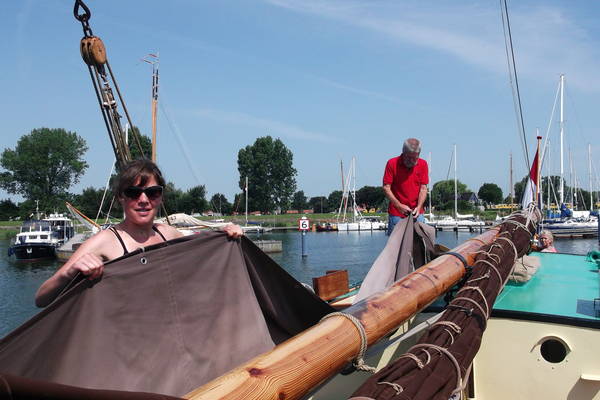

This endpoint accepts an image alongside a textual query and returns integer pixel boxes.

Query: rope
[474,258,503,294]
[473,250,501,264]
[376,381,404,395]
[320,312,376,373]
[496,236,518,264]
[451,297,488,325]
[410,344,465,396]
[456,286,490,320]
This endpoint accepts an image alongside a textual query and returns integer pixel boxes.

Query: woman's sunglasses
[123,185,163,200]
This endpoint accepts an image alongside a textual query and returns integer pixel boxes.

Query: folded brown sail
[349,212,539,400]
[0,232,333,397]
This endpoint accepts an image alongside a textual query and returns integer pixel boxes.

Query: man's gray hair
[402,138,421,154]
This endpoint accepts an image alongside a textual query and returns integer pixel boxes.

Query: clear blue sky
[1,1,599,206]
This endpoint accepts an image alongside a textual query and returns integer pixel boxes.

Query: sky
[1,0,600,207]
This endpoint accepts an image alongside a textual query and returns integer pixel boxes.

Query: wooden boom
[185,226,501,400]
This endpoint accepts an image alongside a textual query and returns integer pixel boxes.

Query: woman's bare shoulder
[154,223,184,239]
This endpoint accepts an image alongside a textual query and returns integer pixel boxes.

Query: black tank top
[109,225,167,256]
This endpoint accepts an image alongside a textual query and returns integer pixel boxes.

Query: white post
[454,144,458,219]
[559,74,565,205]
[245,176,248,225]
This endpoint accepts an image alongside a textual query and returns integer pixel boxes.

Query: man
[383,138,429,235]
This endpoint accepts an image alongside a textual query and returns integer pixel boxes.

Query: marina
[2,230,598,337]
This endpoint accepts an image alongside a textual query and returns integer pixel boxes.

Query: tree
[514,176,528,204]
[327,190,343,212]
[356,186,386,211]
[431,179,468,210]
[162,182,184,215]
[0,128,88,211]
[308,196,328,213]
[73,187,112,220]
[291,190,308,211]
[237,136,297,213]
[128,127,153,161]
[0,199,19,220]
[478,183,503,205]
[210,193,232,215]
[179,185,208,214]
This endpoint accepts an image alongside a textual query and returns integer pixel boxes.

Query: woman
[36,159,243,307]
[538,229,557,253]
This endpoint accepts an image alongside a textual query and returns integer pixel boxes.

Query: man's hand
[396,202,412,216]
[411,208,419,218]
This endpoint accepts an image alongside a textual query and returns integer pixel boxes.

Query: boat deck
[494,252,600,326]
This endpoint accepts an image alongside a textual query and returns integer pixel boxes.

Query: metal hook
[73,0,91,22]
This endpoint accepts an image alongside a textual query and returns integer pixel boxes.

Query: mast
[509,152,514,205]
[428,152,432,215]
[142,53,159,162]
[245,176,248,225]
[569,148,574,208]
[589,144,593,211]
[559,74,565,205]
[535,135,542,205]
[454,144,457,219]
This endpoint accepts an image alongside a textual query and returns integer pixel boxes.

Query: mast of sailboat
[589,143,593,211]
[245,176,248,226]
[509,152,514,206]
[535,135,542,204]
[143,53,159,162]
[559,74,565,205]
[428,152,432,215]
[454,144,458,219]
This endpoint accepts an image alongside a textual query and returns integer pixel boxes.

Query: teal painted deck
[494,252,600,322]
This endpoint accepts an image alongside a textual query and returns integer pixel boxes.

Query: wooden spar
[184,226,501,400]
[65,202,100,229]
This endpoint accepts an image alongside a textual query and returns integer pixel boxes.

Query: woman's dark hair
[114,159,166,197]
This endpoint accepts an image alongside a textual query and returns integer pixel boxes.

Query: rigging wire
[500,0,530,171]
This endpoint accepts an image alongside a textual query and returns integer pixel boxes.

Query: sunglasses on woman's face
[123,185,163,200]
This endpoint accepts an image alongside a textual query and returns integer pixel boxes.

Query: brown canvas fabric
[349,214,535,400]
[0,232,333,397]
[354,218,436,304]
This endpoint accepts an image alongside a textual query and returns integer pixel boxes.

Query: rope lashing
[496,236,518,263]
[473,258,503,294]
[455,286,490,320]
[376,381,404,395]
[320,312,376,373]
[473,250,501,264]
[407,344,465,396]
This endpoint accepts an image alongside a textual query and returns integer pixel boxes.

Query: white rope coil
[320,312,376,373]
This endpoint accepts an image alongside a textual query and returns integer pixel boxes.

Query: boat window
[40,235,48,239]
[540,338,568,363]
[30,235,37,240]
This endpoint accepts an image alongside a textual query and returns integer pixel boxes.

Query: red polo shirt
[383,155,429,217]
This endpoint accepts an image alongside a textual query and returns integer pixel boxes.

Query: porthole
[540,338,568,363]
[140,257,147,265]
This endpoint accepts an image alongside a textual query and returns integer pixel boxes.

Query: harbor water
[1,231,598,337]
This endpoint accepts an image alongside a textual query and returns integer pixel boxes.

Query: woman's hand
[62,253,105,281]
[222,223,244,238]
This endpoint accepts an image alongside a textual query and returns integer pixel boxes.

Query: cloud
[193,108,338,143]
[265,0,600,92]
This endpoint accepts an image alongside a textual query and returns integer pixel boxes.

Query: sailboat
[539,76,598,238]
[336,157,386,232]
[2,2,599,400]
[432,145,485,232]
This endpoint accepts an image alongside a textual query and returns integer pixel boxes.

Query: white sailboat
[336,158,386,232]
[433,145,484,231]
